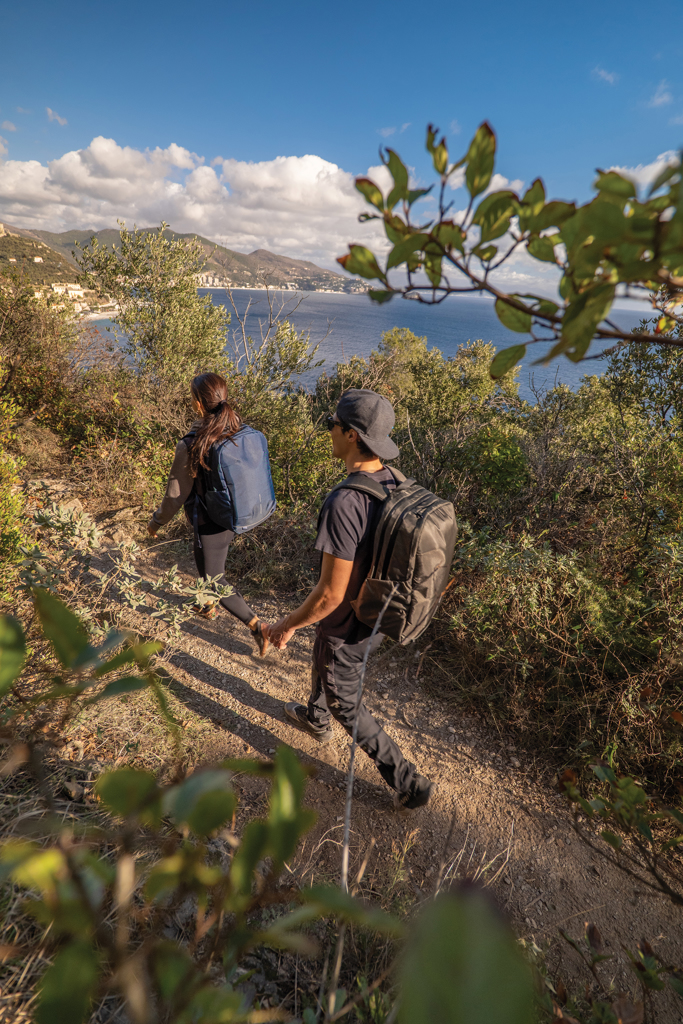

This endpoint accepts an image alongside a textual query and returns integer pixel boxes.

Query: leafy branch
[337,123,683,376]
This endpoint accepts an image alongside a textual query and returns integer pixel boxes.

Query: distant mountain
[0,222,365,294]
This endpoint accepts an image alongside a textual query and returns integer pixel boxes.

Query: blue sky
[1,0,682,281]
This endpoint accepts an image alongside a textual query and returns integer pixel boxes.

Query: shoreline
[198,285,367,296]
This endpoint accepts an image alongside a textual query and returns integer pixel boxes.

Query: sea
[90,288,650,405]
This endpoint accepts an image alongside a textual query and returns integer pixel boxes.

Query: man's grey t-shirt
[315,467,396,641]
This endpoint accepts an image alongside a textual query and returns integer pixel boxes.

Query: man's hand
[268,555,354,650]
[147,519,159,537]
[270,617,295,650]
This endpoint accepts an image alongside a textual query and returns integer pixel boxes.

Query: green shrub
[0,356,26,598]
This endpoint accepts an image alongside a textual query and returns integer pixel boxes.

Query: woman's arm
[148,441,195,534]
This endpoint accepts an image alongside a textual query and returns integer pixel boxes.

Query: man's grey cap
[336,388,400,460]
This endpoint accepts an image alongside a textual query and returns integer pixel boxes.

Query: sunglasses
[326,414,340,431]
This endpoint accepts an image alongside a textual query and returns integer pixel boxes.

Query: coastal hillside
[0,223,78,284]
[0,221,364,293]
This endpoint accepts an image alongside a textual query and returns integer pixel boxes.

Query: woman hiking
[147,372,270,657]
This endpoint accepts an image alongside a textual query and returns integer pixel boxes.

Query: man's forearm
[282,584,343,632]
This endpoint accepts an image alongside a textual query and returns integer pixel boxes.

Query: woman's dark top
[151,421,224,535]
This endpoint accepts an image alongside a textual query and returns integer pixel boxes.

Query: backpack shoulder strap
[329,468,415,500]
[330,472,391,501]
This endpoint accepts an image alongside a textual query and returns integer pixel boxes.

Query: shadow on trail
[165,652,391,806]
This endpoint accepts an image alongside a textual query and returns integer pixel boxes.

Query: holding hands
[268,617,296,650]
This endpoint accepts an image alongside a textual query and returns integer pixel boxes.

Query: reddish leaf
[612,994,644,1024]
[638,939,655,958]
[670,711,683,726]
[586,923,604,954]
[638,687,652,702]
[556,980,567,1005]
[558,769,578,792]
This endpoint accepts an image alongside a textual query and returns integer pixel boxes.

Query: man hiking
[269,388,433,810]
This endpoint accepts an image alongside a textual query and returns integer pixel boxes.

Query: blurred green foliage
[0,593,534,1023]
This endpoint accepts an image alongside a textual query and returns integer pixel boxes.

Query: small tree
[75,222,229,375]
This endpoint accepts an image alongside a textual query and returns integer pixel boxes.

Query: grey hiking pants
[307,627,416,795]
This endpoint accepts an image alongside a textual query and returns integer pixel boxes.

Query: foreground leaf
[466,123,496,199]
[0,616,26,696]
[36,940,100,1024]
[490,345,526,379]
[163,769,236,835]
[86,675,150,704]
[337,246,387,282]
[33,589,89,669]
[96,768,161,825]
[495,297,532,333]
[473,190,518,243]
[397,889,533,1024]
[303,885,402,935]
[355,177,384,210]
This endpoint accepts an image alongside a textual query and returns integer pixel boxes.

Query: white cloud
[0,134,575,297]
[0,135,388,270]
[0,138,7,159]
[1,121,16,132]
[608,150,679,192]
[670,113,683,125]
[647,80,672,107]
[448,168,466,191]
[450,119,461,135]
[378,127,396,138]
[488,173,524,195]
[46,107,67,126]
[16,107,31,114]
[400,123,411,134]
[593,66,618,85]
[447,170,524,197]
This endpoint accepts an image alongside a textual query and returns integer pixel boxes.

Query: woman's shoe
[251,621,270,658]
[192,602,218,620]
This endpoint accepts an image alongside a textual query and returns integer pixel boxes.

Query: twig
[328,964,394,1021]
[145,537,189,550]
[315,945,331,1024]
[327,923,347,1019]
[352,838,376,895]
[433,811,458,895]
[384,1000,400,1024]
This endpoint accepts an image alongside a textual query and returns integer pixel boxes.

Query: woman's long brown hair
[188,373,241,475]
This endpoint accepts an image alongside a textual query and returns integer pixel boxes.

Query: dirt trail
[87,533,677,1020]
[26,476,677,1022]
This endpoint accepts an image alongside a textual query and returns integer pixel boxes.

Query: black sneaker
[394,775,433,810]
[284,702,333,743]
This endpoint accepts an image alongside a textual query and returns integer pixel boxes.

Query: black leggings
[193,529,257,626]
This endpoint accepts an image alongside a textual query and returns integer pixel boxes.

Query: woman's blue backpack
[192,425,276,535]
